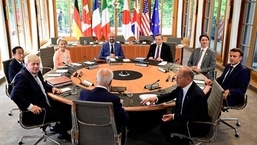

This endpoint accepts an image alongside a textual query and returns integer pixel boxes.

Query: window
[182,0,194,38]
[36,0,49,43]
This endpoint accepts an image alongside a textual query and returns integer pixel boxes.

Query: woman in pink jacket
[53,38,72,68]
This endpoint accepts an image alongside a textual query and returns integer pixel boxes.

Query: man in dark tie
[11,54,72,141]
[98,32,125,59]
[8,46,25,82]
[187,34,216,79]
[147,34,173,62]
[141,66,210,144]
[205,48,250,106]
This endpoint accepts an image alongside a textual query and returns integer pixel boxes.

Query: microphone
[144,80,160,90]
[171,75,176,82]
[62,62,78,77]
[166,75,171,82]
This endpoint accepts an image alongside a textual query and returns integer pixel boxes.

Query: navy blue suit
[147,43,173,62]
[80,87,129,133]
[216,63,250,106]
[11,68,71,132]
[8,59,24,82]
[99,42,125,59]
[158,82,210,140]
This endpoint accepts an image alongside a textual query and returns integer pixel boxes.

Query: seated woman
[53,38,72,68]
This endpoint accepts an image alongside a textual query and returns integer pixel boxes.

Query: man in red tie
[147,34,173,62]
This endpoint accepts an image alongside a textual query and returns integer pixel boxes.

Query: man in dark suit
[8,46,25,82]
[205,48,250,106]
[141,66,210,144]
[99,32,125,59]
[79,68,129,144]
[188,34,216,79]
[10,54,72,141]
[147,34,173,62]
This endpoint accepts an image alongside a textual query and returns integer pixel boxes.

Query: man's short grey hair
[24,54,40,65]
[96,68,113,86]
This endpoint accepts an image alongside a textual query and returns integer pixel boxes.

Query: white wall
[176,0,183,38]
[194,0,204,48]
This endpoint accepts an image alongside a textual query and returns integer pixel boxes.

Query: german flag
[72,0,83,40]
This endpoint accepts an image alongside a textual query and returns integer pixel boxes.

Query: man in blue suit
[98,32,125,59]
[206,48,250,106]
[79,68,129,133]
[11,54,72,141]
[141,66,210,144]
[79,68,129,144]
[8,46,25,82]
[188,34,216,79]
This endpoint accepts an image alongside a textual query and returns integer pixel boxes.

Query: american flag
[141,0,151,36]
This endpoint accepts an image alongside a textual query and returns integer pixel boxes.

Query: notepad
[158,61,167,66]
[123,59,130,62]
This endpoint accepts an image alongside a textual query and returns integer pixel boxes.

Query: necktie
[222,66,234,83]
[196,49,204,68]
[176,88,184,114]
[34,75,51,106]
[180,89,185,114]
[111,44,114,54]
[155,45,160,59]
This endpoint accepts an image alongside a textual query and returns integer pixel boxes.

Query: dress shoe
[57,132,71,141]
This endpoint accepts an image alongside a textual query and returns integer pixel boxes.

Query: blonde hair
[57,37,67,45]
[24,54,40,65]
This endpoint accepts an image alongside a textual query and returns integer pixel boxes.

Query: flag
[101,0,110,40]
[131,0,140,41]
[151,0,159,37]
[141,0,151,36]
[92,0,101,40]
[122,0,133,40]
[82,0,91,36]
[72,0,83,40]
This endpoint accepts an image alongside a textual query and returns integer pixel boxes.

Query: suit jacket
[98,42,125,59]
[217,63,250,106]
[53,49,72,69]
[147,43,173,62]
[8,59,24,82]
[10,68,53,111]
[158,82,209,123]
[80,87,129,133]
[187,48,216,78]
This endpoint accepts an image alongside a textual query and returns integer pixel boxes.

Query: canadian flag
[82,0,91,36]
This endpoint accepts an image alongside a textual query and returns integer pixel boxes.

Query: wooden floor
[1,48,257,145]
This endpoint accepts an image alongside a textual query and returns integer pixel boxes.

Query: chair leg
[220,119,240,137]
[8,108,19,116]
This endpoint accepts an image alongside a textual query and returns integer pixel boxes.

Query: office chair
[170,80,224,144]
[220,66,252,137]
[18,108,60,145]
[166,42,177,61]
[71,100,126,145]
[39,46,54,74]
[2,59,19,116]
[167,37,181,45]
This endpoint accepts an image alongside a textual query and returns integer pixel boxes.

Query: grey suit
[187,48,216,79]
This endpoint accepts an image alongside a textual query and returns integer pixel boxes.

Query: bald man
[79,68,128,136]
[98,32,125,59]
[141,66,210,144]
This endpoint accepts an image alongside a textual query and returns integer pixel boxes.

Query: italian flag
[101,0,110,40]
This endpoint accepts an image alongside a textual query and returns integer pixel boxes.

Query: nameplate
[82,80,94,86]
[110,86,127,92]
[109,62,122,65]
[87,65,98,70]
[158,67,167,73]
[135,63,148,67]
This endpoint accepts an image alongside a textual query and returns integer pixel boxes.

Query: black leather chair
[39,46,54,74]
[18,108,60,145]
[2,59,19,116]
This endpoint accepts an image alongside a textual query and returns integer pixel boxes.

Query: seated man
[79,68,129,144]
[141,66,210,144]
[8,46,25,82]
[205,48,250,106]
[11,54,72,141]
[99,32,125,59]
[147,34,173,62]
[187,34,216,79]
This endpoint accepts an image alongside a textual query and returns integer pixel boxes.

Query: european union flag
[151,0,159,37]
